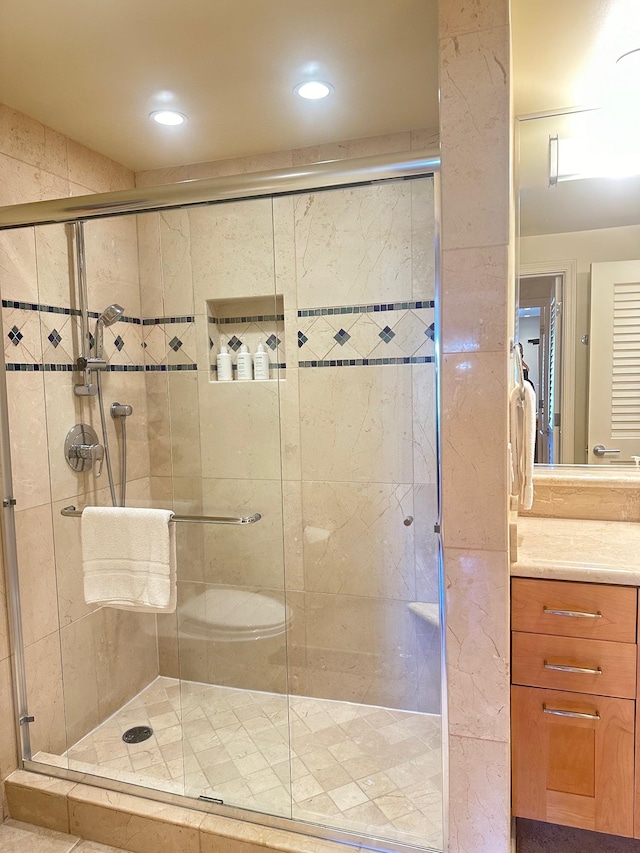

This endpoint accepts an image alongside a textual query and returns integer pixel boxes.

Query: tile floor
[0,819,131,853]
[45,677,442,850]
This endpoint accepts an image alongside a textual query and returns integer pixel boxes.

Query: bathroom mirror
[514,0,640,467]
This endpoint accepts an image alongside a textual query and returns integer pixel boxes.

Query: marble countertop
[512,516,640,585]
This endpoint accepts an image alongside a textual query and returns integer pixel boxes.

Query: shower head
[94,303,124,358]
[98,304,124,327]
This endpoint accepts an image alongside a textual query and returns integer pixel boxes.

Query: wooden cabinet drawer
[512,631,637,698]
[512,578,637,642]
[512,685,635,837]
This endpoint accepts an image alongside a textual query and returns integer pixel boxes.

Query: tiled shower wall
[0,103,159,815]
[136,168,440,714]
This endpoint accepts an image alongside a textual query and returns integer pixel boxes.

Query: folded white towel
[509,385,524,498]
[82,507,176,613]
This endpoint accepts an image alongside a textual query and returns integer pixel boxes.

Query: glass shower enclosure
[0,154,444,852]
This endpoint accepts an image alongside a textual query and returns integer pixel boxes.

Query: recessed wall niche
[207,295,285,381]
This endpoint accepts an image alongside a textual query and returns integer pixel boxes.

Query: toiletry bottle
[253,342,270,381]
[237,344,253,381]
[216,344,233,381]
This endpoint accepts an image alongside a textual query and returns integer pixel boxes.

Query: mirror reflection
[518,108,640,466]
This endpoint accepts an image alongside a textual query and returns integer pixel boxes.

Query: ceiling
[0,0,439,172]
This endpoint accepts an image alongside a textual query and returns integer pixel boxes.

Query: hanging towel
[520,382,536,511]
[82,507,176,612]
[509,384,524,498]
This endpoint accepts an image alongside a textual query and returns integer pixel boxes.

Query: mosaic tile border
[142,316,195,326]
[298,301,434,318]
[209,313,285,325]
[146,364,198,372]
[5,363,146,372]
[298,356,435,367]
[2,300,141,324]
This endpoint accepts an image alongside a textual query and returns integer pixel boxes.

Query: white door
[588,260,640,464]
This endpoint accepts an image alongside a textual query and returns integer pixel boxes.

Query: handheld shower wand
[94,303,124,360]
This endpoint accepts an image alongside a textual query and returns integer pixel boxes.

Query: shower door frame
[0,151,446,853]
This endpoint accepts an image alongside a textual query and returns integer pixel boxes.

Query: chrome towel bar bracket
[61,505,261,525]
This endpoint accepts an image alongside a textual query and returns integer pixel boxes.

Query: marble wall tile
[411,126,440,150]
[159,209,194,317]
[189,199,275,307]
[95,370,150,483]
[292,132,414,168]
[188,150,293,181]
[3,305,43,364]
[277,368,301,481]
[135,166,190,188]
[272,195,297,313]
[167,371,201,479]
[51,495,97,627]
[83,216,141,318]
[24,632,66,755]
[198,372,282,480]
[439,26,510,251]
[0,657,18,782]
[200,478,284,589]
[412,362,438,484]
[60,613,100,746]
[416,616,442,715]
[157,610,179,679]
[0,105,66,179]
[299,366,413,484]
[68,784,202,853]
[445,549,509,741]
[283,480,304,591]
[0,151,68,207]
[411,177,436,301]
[35,223,75,310]
[66,141,134,194]
[414,483,441,604]
[441,351,508,550]
[297,591,418,711]
[15,504,59,648]
[302,480,415,600]
[136,212,163,319]
[294,184,412,309]
[5,771,76,833]
[442,245,509,354]
[448,735,510,853]
[0,582,9,662]
[0,228,38,302]
[93,608,158,722]
[145,372,171,477]
[440,1,509,38]
[6,372,51,509]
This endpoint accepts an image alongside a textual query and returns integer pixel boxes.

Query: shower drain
[122,725,153,744]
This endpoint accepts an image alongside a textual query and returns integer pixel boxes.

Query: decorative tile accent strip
[299,357,434,368]
[1,300,141,324]
[142,316,195,325]
[6,363,75,372]
[145,364,198,372]
[209,314,285,325]
[298,301,434,317]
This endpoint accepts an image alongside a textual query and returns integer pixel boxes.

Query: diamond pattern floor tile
[61,676,442,850]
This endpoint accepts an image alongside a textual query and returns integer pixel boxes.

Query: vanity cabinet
[511,577,638,838]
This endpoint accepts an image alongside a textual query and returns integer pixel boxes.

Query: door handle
[592,444,621,458]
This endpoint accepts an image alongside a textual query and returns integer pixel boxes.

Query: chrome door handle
[593,444,621,457]
[544,661,602,675]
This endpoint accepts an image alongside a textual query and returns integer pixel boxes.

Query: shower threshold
[35,676,442,851]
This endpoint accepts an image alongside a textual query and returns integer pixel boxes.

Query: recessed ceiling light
[149,110,187,126]
[295,81,334,100]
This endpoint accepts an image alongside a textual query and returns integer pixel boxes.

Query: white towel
[82,507,176,613]
[509,385,524,498]
[520,382,536,511]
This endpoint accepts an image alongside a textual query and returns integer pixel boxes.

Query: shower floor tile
[54,676,442,850]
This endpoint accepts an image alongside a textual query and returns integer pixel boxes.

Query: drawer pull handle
[543,705,600,721]
[543,661,602,675]
[543,607,602,619]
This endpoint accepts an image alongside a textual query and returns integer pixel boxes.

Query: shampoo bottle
[253,342,270,381]
[237,344,253,381]
[216,343,233,381]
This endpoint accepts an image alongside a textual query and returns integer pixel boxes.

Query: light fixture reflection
[149,110,187,126]
[295,81,334,100]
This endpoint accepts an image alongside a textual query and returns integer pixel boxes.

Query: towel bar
[61,505,261,525]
